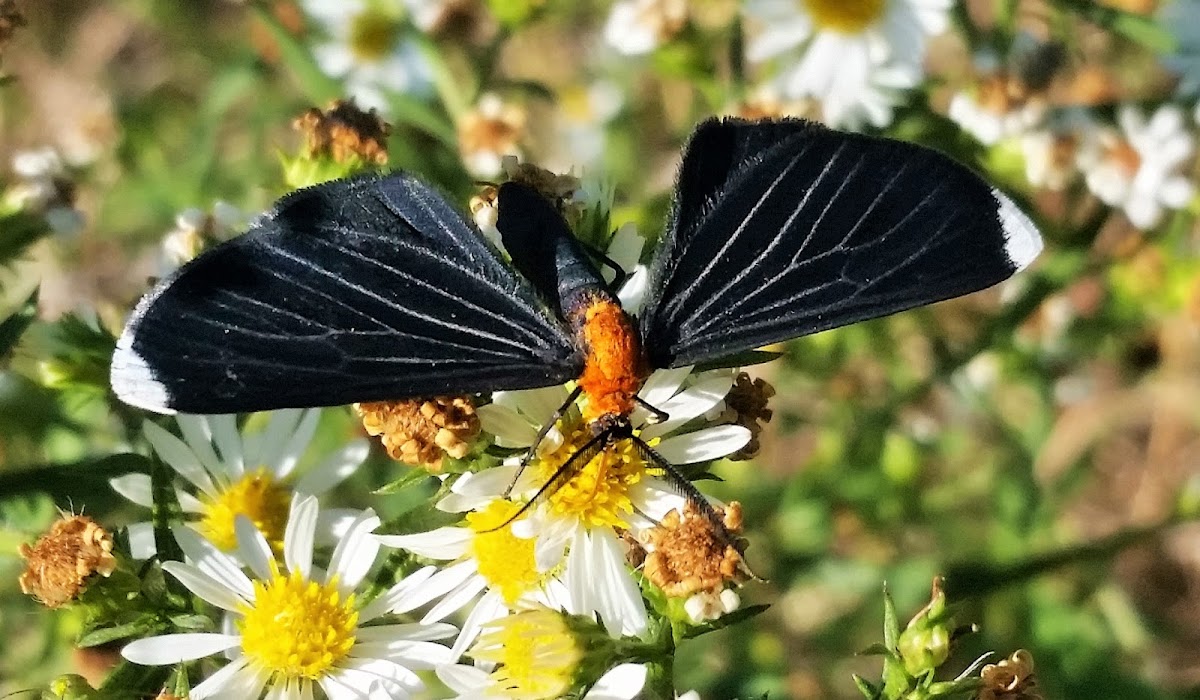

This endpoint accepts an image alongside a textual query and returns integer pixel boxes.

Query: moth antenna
[484,428,610,533]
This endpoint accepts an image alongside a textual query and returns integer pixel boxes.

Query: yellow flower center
[802,0,886,33]
[197,468,291,554]
[239,565,358,681]
[467,501,542,605]
[474,610,581,700]
[534,423,654,530]
[349,9,401,62]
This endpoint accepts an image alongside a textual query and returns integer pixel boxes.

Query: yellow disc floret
[197,468,291,554]
[349,9,399,62]
[534,421,655,530]
[467,501,542,605]
[474,610,582,700]
[802,0,886,33]
[239,566,358,681]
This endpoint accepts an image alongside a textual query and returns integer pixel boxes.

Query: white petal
[640,371,734,440]
[143,421,218,496]
[638,367,693,408]
[171,526,255,600]
[122,633,241,664]
[162,561,249,612]
[272,408,322,478]
[208,414,245,478]
[387,560,478,615]
[326,508,382,592]
[448,589,507,661]
[285,493,320,579]
[376,526,471,559]
[192,658,268,700]
[125,521,157,560]
[175,414,225,478]
[316,507,362,546]
[250,409,303,469]
[1161,177,1196,208]
[421,573,488,624]
[606,222,645,274]
[109,474,154,507]
[358,565,439,622]
[654,424,751,464]
[592,529,647,635]
[294,439,369,495]
[512,384,572,426]
[436,664,490,693]
[235,515,275,581]
[355,621,456,643]
[617,265,649,314]
[349,638,453,669]
[477,403,538,447]
[586,663,648,700]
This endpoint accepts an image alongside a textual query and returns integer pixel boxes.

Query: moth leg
[504,385,583,497]
[634,395,669,424]
[581,240,628,291]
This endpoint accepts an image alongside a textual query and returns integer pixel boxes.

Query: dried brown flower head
[19,515,116,608]
[978,650,1042,700]
[294,99,392,166]
[458,94,526,176]
[356,396,481,471]
[717,372,775,460]
[642,501,749,597]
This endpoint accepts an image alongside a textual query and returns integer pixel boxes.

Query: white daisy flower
[744,0,951,128]
[160,201,244,270]
[1019,109,1095,192]
[948,73,1045,146]
[6,147,85,236]
[375,476,572,662]
[1161,0,1200,96]
[1079,104,1196,230]
[302,0,432,113]
[110,410,368,559]
[122,495,455,699]
[603,0,688,56]
[438,657,652,700]
[377,367,748,654]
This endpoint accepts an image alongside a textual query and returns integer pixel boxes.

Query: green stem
[943,519,1177,598]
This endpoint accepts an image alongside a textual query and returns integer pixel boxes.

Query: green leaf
[693,349,783,372]
[853,674,880,699]
[373,466,436,495]
[0,287,38,361]
[680,604,770,639]
[388,93,457,147]
[77,616,156,647]
[0,210,51,266]
[858,643,893,657]
[167,613,214,631]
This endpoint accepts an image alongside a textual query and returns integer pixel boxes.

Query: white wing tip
[993,188,1043,271]
[110,333,176,415]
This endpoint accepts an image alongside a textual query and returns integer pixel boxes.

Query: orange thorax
[573,296,648,422]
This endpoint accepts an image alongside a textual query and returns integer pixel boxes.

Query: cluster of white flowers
[741,0,951,128]
[301,0,433,113]
[116,202,747,699]
[6,147,85,236]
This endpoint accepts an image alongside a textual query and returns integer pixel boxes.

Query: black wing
[112,172,583,414]
[639,118,1042,369]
